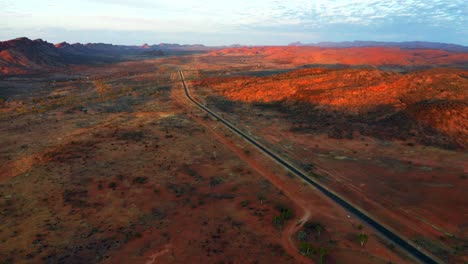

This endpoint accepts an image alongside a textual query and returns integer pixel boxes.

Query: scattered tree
[304,221,325,236]
[316,247,328,264]
[273,215,283,229]
[257,194,266,204]
[358,233,369,247]
[272,205,294,229]
[315,223,324,235]
[297,230,308,241]
[299,242,314,257]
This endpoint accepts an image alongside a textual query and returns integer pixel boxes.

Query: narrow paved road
[171,74,313,262]
[179,71,442,264]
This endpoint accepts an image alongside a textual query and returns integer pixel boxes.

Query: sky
[0,0,467,45]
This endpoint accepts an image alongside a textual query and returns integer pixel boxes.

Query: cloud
[1,0,466,45]
[81,0,163,10]
[232,0,467,28]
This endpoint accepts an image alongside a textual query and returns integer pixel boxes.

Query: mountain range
[1,37,467,75]
[0,37,210,75]
[288,41,468,52]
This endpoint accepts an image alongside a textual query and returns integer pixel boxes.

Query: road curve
[178,70,441,264]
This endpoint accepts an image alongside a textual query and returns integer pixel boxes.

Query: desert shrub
[299,242,314,257]
[413,236,451,257]
[272,204,294,229]
[63,189,88,207]
[275,204,293,220]
[209,176,224,187]
[301,163,315,172]
[151,208,167,220]
[257,194,266,203]
[240,200,250,207]
[297,230,308,241]
[316,247,328,264]
[252,100,285,110]
[117,131,144,141]
[207,96,238,112]
[155,85,171,95]
[260,179,272,191]
[166,183,196,197]
[108,182,117,190]
[269,243,287,256]
[75,121,91,128]
[183,165,203,181]
[124,230,142,242]
[272,215,284,228]
[209,193,235,200]
[357,233,369,247]
[100,97,135,113]
[132,177,148,184]
[304,221,325,236]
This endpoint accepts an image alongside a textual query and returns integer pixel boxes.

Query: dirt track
[171,75,313,262]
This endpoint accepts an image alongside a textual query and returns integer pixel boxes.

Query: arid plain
[0,42,467,263]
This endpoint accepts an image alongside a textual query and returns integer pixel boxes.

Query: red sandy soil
[193,68,468,149]
[188,66,468,262]
[0,59,412,264]
[158,80,410,264]
[209,46,468,66]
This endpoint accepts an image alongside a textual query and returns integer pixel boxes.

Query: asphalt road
[178,70,441,264]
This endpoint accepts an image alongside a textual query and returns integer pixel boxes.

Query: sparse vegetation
[62,189,88,207]
[207,95,238,112]
[240,200,250,207]
[209,176,224,187]
[317,247,328,264]
[117,131,144,141]
[94,80,110,100]
[108,182,117,190]
[304,221,325,236]
[272,204,293,229]
[132,177,148,184]
[297,230,308,241]
[299,242,314,257]
[358,233,369,247]
[1,41,465,264]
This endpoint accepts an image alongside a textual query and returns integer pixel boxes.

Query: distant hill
[212,46,468,68]
[2,37,466,75]
[0,37,211,75]
[197,67,468,149]
[288,41,468,52]
[0,38,66,75]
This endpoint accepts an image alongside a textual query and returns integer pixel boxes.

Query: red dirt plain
[210,46,468,67]
[187,50,467,263]
[193,67,467,149]
[0,56,412,264]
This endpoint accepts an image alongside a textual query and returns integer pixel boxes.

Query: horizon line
[2,36,467,48]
